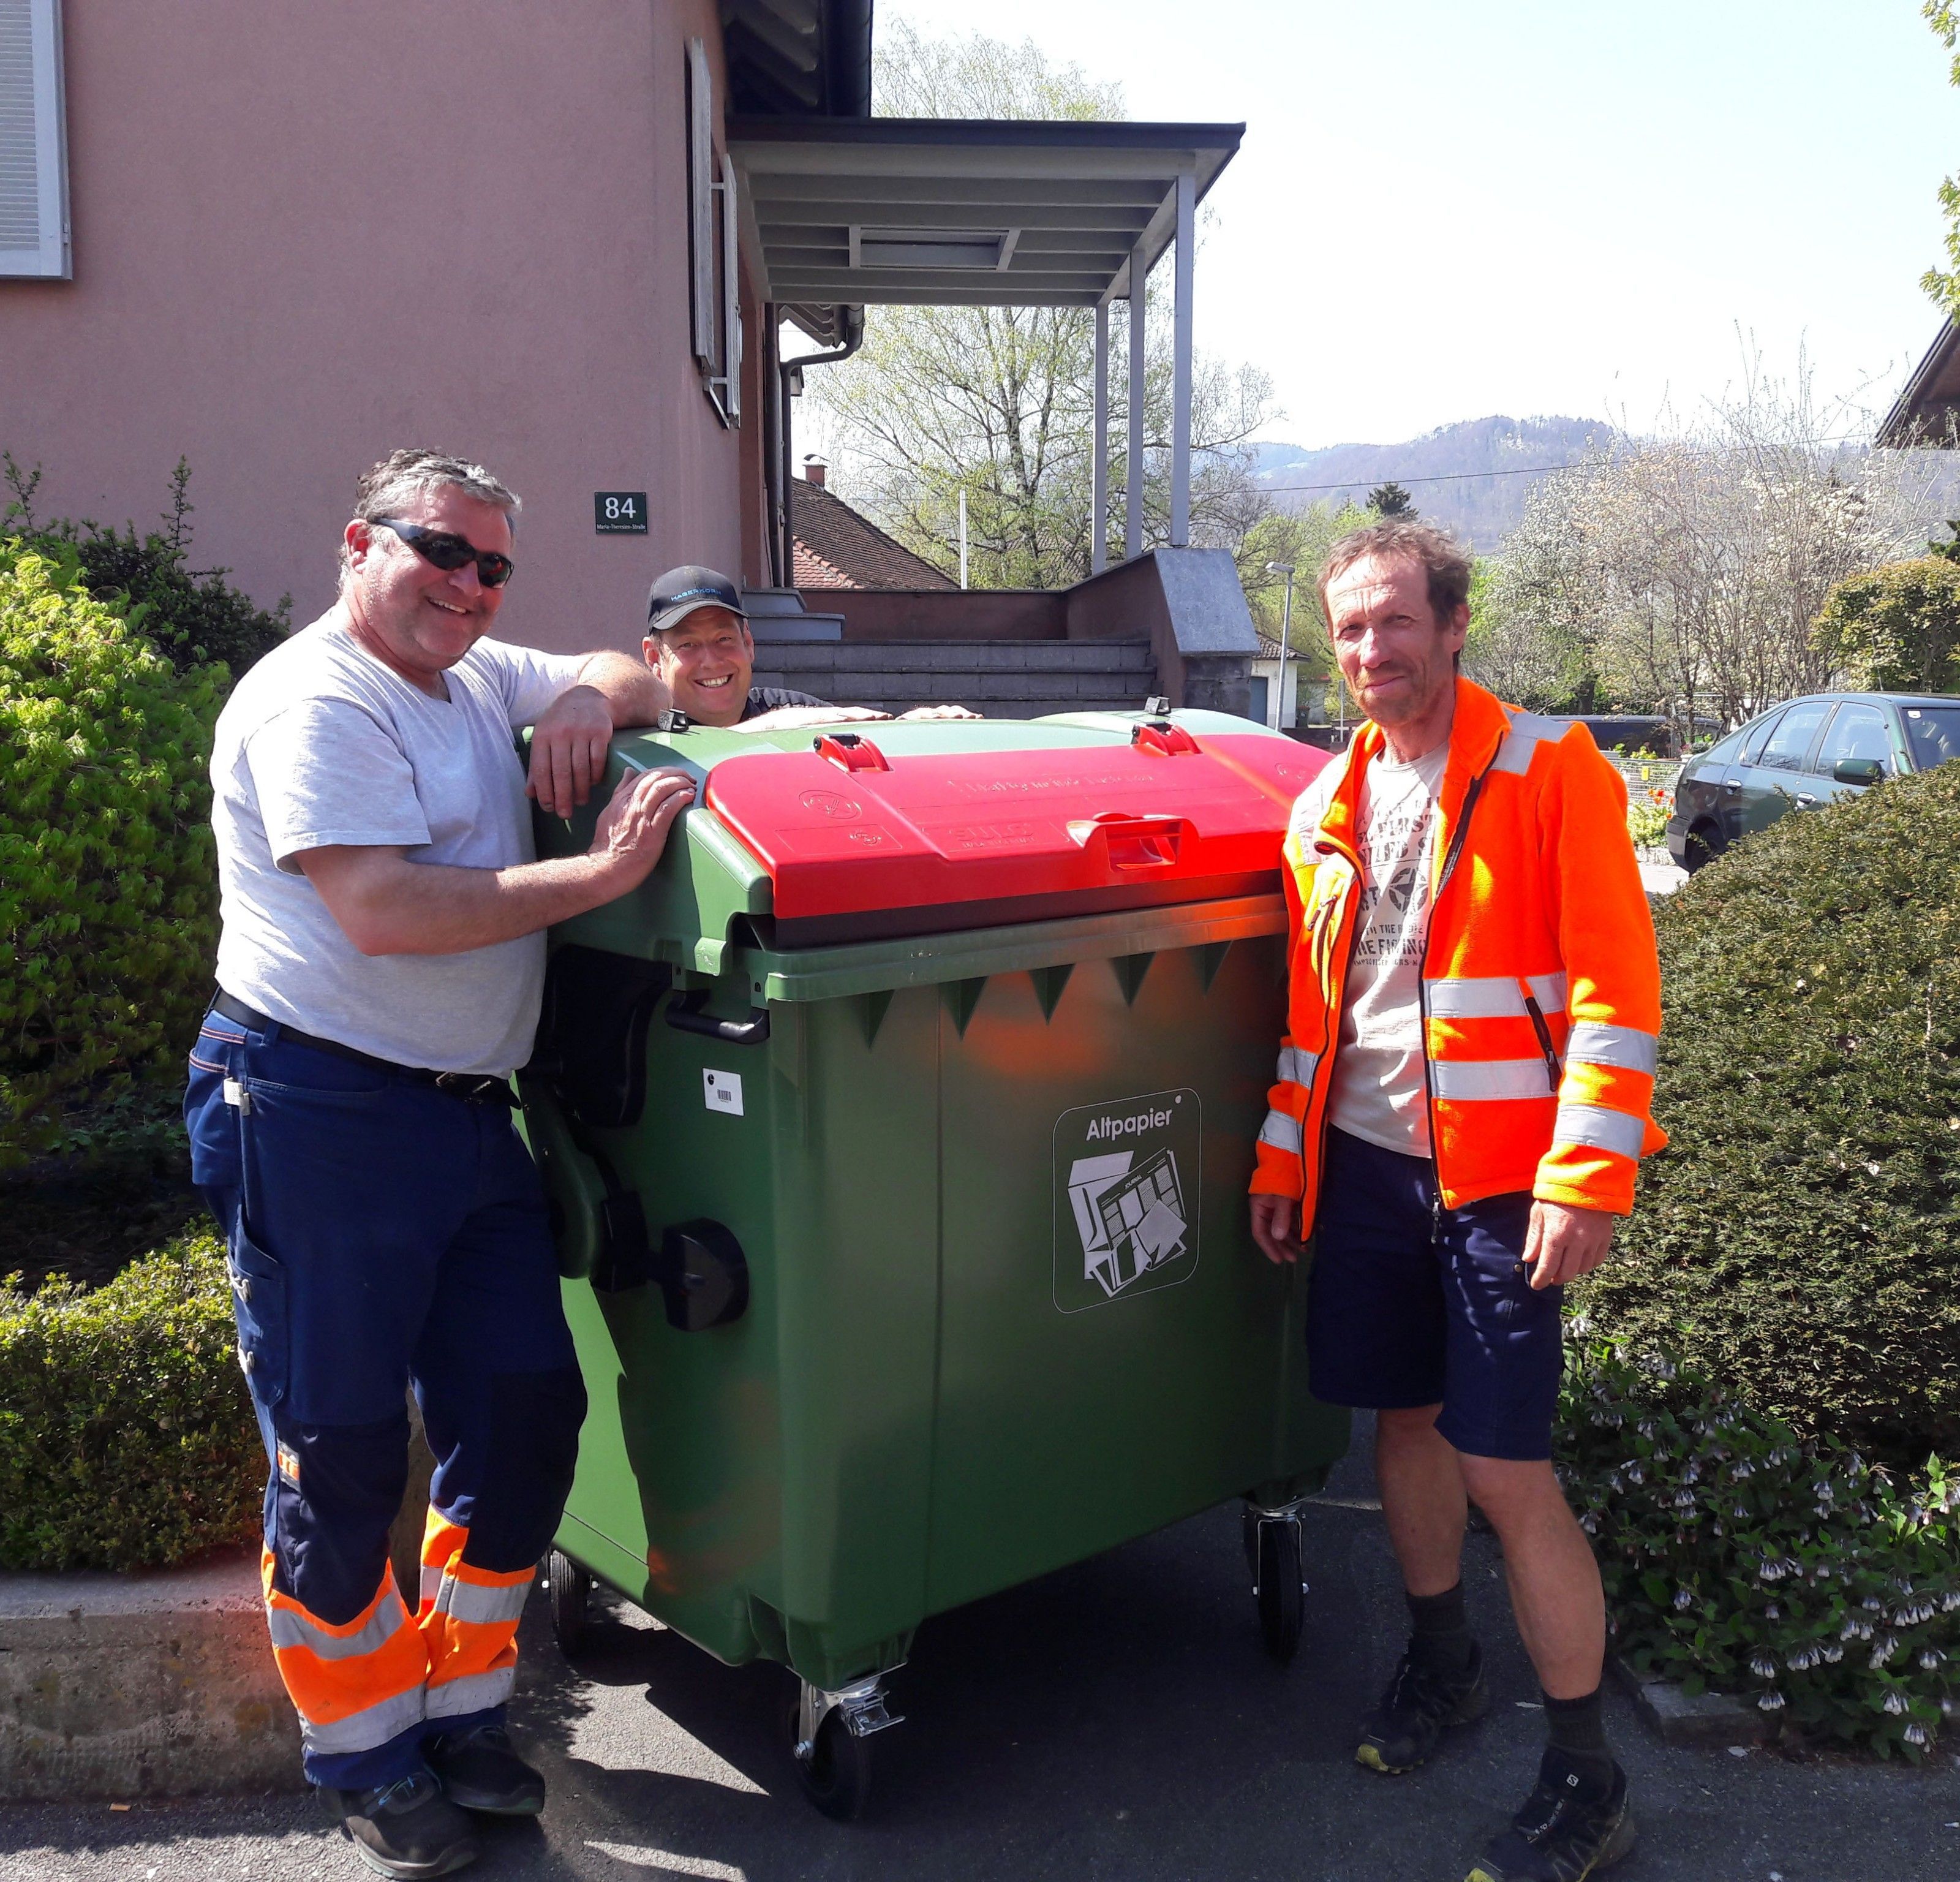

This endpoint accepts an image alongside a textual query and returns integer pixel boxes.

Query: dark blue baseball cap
[646,565,747,634]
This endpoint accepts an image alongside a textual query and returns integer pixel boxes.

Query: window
[685,37,741,428]
[1903,705,1960,772]
[1738,710,1785,766]
[1815,703,1891,777]
[1754,699,1831,773]
[1699,728,1746,766]
[0,0,69,279]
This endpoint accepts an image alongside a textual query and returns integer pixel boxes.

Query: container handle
[814,732,891,772]
[1066,811,1186,870]
[665,988,772,1045]
[1131,720,1200,757]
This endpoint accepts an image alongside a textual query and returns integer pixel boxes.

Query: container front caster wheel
[790,1698,873,1821]
[786,1672,900,1821]
[1250,1511,1305,1664]
[546,1549,590,1656]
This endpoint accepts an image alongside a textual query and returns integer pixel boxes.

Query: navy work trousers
[185,1006,584,1790]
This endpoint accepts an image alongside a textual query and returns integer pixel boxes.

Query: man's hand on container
[590,767,695,890]
[737,705,891,731]
[1525,1199,1614,1289]
[896,704,982,721]
[528,684,616,818]
[1250,1194,1306,1266]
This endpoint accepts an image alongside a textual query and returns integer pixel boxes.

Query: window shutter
[718,149,742,425]
[0,0,69,279]
[685,36,715,369]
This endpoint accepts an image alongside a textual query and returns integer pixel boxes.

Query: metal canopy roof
[727,116,1243,346]
[717,0,872,119]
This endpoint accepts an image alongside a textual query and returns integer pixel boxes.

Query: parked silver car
[1666,692,1960,871]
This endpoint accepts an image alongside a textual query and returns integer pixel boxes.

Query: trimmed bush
[1559,1340,1959,1760]
[1577,761,1960,1462]
[0,542,225,1165]
[0,1232,262,1571]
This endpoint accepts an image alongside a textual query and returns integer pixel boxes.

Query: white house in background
[1250,633,1303,731]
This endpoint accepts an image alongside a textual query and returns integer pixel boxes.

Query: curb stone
[1609,1654,1773,1750]
[0,1548,302,1801]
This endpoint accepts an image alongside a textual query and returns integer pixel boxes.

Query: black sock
[1405,1582,1476,1674]
[1542,1688,1615,1792]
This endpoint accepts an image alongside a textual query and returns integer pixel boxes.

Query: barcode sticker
[703,1070,744,1117]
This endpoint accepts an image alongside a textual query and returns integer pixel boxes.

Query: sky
[878,0,1960,450]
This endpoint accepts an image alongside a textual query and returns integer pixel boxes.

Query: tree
[805,25,1279,589]
[1366,481,1414,518]
[1812,557,1960,692]
[1923,4,1960,319]
[1472,355,1936,740]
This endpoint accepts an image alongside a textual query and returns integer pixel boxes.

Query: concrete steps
[750,638,1157,719]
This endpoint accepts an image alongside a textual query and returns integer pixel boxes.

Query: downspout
[777,306,864,589]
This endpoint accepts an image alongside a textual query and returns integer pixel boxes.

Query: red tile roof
[791,480,956,591]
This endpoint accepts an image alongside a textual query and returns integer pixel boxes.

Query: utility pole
[959,488,968,590]
[1264,561,1295,735]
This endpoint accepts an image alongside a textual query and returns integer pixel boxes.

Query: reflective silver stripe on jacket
[1564,1021,1659,1076]
[424,1666,516,1720]
[266,1586,413,1663]
[1554,1102,1646,1160]
[298,1685,426,1753]
[1276,1046,1318,1087]
[1490,711,1569,777]
[420,1564,445,1608]
[429,1576,532,1627]
[1259,1109,1305,1155]
[1431,1059,1557,1102]
[1423,972,1569,1021]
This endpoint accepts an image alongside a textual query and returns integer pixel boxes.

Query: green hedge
[0,542,225,1165]
[0,1233,262,1571]
[1560,1340,1958,1759]
[1578,760,1960,1462]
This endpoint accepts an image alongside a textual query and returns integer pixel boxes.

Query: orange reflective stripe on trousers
[418,1513,531,1721]
[260,1546,429,1756]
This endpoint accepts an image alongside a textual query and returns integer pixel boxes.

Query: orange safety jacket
[1250,678,1666,1226]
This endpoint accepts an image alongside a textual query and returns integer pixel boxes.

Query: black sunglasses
[372,517,514,589]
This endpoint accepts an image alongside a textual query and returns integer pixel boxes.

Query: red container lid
[703,723,1330,944]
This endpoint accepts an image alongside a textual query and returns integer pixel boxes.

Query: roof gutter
[778,306,865,589]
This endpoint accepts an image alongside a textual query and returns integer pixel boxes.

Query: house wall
[0,1,756,657]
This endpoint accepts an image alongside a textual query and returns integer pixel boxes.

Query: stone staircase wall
[752,638,1157,719]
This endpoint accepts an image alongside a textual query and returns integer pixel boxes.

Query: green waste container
[518,708,1350,1816]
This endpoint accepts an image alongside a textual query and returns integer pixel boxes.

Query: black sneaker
[329,1769,480,1880]
[1465,1753,1637,1881]
[1355,1641,1490,1774]
[425,1722,547,1817]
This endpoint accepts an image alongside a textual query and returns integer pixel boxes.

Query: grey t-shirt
[210,614,585,1076]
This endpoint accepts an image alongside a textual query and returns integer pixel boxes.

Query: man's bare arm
[527,652,673,816]
[299,768,694,956]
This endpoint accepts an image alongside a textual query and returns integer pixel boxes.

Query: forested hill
[1249,416,1615,550]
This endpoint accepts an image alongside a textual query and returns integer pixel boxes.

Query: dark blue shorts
[1306,1127,1562,1462]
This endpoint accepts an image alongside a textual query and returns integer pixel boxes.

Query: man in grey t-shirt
[186,449,687,1879]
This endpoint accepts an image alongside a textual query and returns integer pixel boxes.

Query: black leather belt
[209,990,519,1106]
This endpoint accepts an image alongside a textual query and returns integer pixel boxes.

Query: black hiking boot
[425,1721,548,1816]
[328,1769,480,1879]
[1464,1752,1637,1881]
[1355,1639,1490,1774]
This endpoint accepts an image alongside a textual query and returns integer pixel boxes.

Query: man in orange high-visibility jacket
[1248,521,1664,1882]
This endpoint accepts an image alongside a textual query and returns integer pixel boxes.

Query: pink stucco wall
[0,2,758,656]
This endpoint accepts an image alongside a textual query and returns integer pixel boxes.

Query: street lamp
[1264,561,1295,735]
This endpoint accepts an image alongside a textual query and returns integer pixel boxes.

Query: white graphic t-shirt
[1324,740,1450,1156]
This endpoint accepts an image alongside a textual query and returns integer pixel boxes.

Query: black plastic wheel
[1255,1517,1304,1664]
[546,1549,589,1656]
[786,1682,874,1821]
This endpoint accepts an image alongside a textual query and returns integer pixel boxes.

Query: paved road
[6,1423,1958,1882]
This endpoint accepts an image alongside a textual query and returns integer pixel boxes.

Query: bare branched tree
[1474,353,1940,738]
[803,24,1278,589]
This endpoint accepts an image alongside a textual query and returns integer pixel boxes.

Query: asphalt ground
[6,1419,1958,1882]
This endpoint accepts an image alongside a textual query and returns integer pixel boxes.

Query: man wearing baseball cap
[642,565,976,728]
